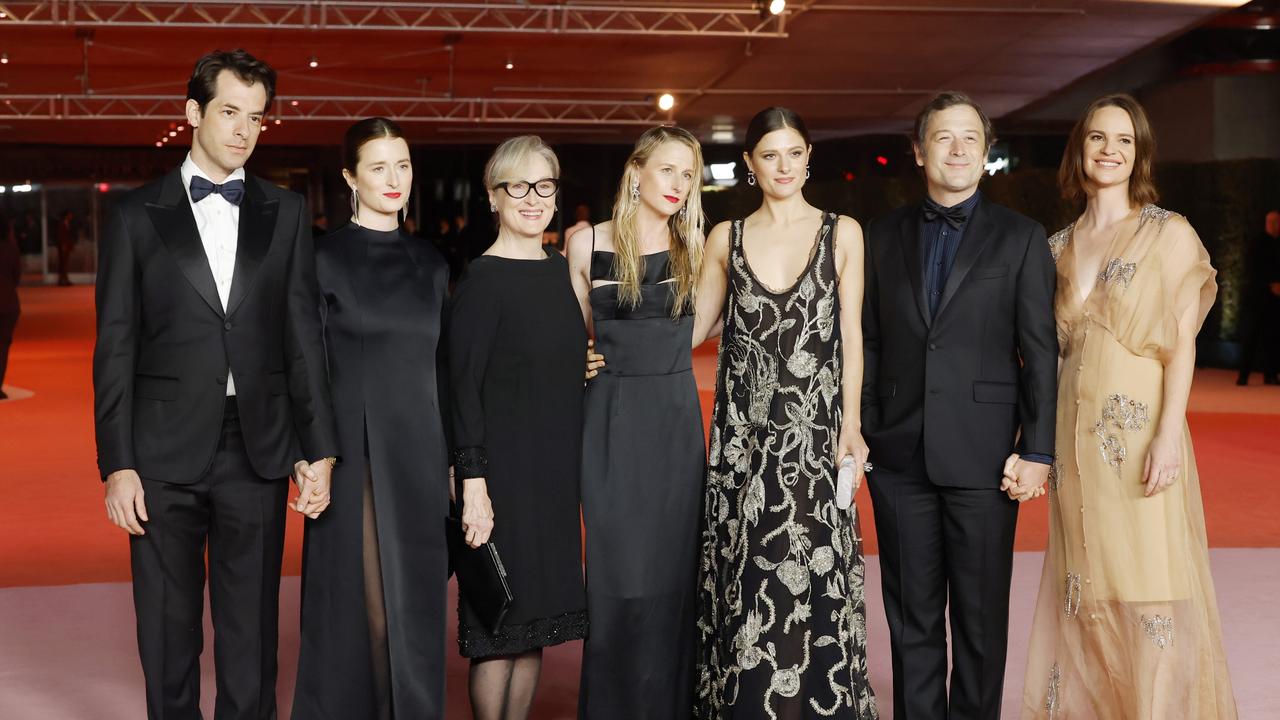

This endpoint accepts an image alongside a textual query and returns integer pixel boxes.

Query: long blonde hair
[611,126,705,317]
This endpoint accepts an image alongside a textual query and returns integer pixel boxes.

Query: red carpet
[1,285,1277,588]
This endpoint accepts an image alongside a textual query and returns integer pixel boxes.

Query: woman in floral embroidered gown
[692,106,878,719]
[1019,94,1236,719]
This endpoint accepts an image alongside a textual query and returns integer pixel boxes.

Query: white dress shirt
[180,153,242,396]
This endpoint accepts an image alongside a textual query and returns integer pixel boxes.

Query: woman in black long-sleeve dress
[293,118,450,720]
[450,135,588,720]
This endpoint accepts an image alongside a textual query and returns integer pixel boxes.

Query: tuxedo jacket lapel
[226,175,278,316]
[146,169,224,319]
[897,205,931,328]
[935,197,995,320]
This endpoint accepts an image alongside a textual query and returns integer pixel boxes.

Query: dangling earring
[805,165,811,180]
[399,206,407,224]
[630,179,640,201]
[489,202,497,213]
[747,171,756,186]
[679,204,688,221]
[349,189,360,224]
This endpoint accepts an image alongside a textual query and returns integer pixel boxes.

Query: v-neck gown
[1020,205,1237,719]
[696,212,878,719]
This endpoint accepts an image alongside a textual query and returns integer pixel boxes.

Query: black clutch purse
[446,515,514,634]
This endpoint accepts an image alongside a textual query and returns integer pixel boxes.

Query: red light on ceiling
[875,156,888,166]
[843,171,855,182]
[96,183,110,193]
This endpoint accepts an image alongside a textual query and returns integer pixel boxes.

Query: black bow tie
[189,176,245,206]
[922,198,968,230]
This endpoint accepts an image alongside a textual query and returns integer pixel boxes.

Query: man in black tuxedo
[861,92,1057,720]
[93,49,338,719]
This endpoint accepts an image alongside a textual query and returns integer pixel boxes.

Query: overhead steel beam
[0,93,671,125]
[0,1,789,37]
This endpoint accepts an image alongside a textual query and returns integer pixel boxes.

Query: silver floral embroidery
[1048,225,1072,264]
[1140,204,1173,226]
[1046,663,1061,718]
[1141,614,1174,649]
[1064,572,1082,619]
[698,214,877,718]
[1098,257,1137,289]
[1048,461,1061,492]
[1093,394,1150,474]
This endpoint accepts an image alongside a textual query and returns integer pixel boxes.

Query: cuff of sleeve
[1021,452,1054,466]
[453,446,488,479]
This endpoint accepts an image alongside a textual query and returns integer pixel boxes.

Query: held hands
[291,458,334,519]
[104,469,148,535]
[1000,453,1050,502]
[1143,429,1182,497]
[585,339,606,381]
[835,426,871,497]
[460,477,495,549]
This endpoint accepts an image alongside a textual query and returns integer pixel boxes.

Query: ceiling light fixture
[0,53,8,65]
[657,93,675,111]
[505,54,514,70]
[308,56,318,68]
[769,0,786,15]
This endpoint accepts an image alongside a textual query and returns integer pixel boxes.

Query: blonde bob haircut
[484,134,561,191]
[610,125,705,317]
[1059,93,1159,208]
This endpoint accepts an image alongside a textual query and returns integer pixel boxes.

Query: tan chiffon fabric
[1021,205,1237,719]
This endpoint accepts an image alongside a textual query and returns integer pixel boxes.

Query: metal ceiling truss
[0,1,790,37]
[0,93,670,125]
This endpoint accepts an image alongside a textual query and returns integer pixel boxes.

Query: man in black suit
[861,92,1058,720]
[93,49,338,719]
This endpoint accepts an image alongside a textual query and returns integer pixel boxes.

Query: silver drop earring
[747,171,756,186]
[679,204,688,220]
[489,202,497,213]
[349,189,360,223]
[806,165,811,180]
[630,179,640,201]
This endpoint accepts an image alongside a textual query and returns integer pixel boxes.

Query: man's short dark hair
[912,91,995,154]
[186,49,277,116]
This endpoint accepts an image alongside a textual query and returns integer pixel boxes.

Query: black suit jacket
[93,168,338,483]
[861,196,1057,488]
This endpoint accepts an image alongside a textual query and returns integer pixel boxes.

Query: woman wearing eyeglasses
[449,135,589,720]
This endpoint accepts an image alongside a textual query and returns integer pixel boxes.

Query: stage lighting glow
[155,142,163,148]
[709,162,737,181]
[769,0,786,15]
[12,184,33,193]
[309,56,319,69]
[290,100,299,107]
[658,93,675,111]
[985,157,1009,175]
[1,53,8,65]
[168,131,176,137]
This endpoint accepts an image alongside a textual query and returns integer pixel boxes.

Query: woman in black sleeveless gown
[691,108,878,718]
[567,126,707,719]
[294,119,450,719]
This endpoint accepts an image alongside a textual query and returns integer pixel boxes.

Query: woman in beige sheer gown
[1020,94,1237,719]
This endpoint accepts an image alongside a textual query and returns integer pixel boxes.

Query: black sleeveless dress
[696,212,878,718]
[579,236,705,719]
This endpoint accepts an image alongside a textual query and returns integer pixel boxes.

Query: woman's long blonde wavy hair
[610,126,705,318]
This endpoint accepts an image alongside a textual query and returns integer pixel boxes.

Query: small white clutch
[836,458,875,510]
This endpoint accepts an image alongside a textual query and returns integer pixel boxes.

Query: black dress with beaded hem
[449,248,589,658]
